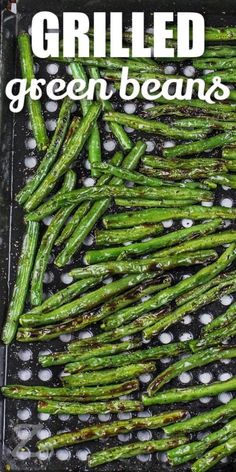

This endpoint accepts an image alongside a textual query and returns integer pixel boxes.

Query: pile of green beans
[3,26,236,472]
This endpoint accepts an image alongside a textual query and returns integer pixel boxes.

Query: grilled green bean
[17,33,48,151]
[30,170,77,306]
[95,224,163,245]
[63,362,156,387]
[37,410,188,451]
[143,277,236,341]
[115,198,198,207]
[24,102,101,211]
[154,230,236,259]
[88,66,133,150]
[27,277,101,316]
[89,436,188,467]
[85,219,222,263]
[147,346,236,396]
[2,380,139,402]
[70,62,101,177]
[192,435,236,472]
[205,173,236,189]
[16,98,73,205]
[26,184,211,222]
[104,112,208,140]
[71,250,216,279]
[2,221,39,344]
[143,376,236,405]
[164,397,236,435]
[203,301,236,334]
[167,417,236,466]
[65,342,188,374]
[163,132,236,158]
[103,207,236,228]
[55,151,124,246]
[19,273,154,328]
[39,339,141,367]
[55,141,147,267]
[38,399,143,415]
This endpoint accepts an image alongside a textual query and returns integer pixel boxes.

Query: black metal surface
[1,1,236,471]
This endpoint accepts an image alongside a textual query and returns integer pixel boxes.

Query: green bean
[203,301,236,334]
[26,277,101,316]
[68,337,141,354]
[39,339,142,367]
[2,221,39,344]
[37,410,188,451]
[24,102,101,211]
[173,117,236,131]
[100,69,181,83]
[95,224,163,245]
[55,202,92,246]
[38,399,143,415]
[141,162,227,180]
[88,436,188,468]
[88,66,133,150]
[154,231,236,259]
[30,170,76,306]
[176,271,236,307]
[205,173,236,189]
[85,219,223,263]
[94,162,164,186]
[191,322,236,351]
[192,435,236,472]
[55,151,124,246]
[143,104,236,120]
[164,397,236,435]
[202,45,236,57]
[63,362,156,387]
[143,277,236,341]
[103,207,236,228]
[203,69,236,84]
[2,380,140,402]
[16,98,73,206]
[142,155,226,170]
[115,198,198,207]
[17,33,48,151]
[70,250,217,279]
[163,132,236,158]
[143,376,236,405]
[167,417,236,466]
[229,89,236,101]
[65,342,188,374]
[140,169,219,181]
[55,141,147,267]
[124,27,236,43]
[147,346,236,396]
[61,116,81,152]
[70,62,101,177]
[19,273,154,328]
[59,56,161,71]
[146,96,236,112]
[222,146,236,159]
[26,184,211,222]
[104,112,208,140]
[196,58,236,71]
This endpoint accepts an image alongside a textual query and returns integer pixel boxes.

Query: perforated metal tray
[1,1,236,471]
